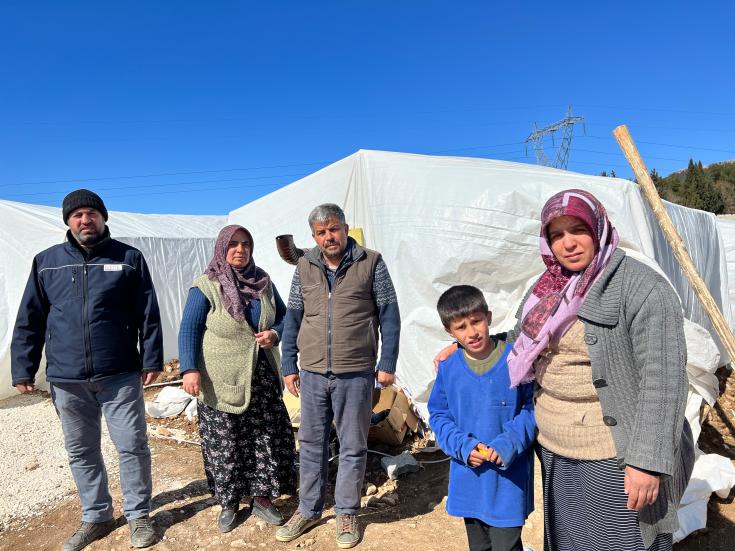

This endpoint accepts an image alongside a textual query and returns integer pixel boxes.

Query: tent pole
[613,124,735,391]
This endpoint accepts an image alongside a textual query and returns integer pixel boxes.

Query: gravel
[0,392,118,529]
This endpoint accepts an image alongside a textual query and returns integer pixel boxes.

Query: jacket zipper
[82,263,93,379]
[327,289,333,372]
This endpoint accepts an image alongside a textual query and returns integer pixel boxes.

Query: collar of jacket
[304,236,367,277]
[64,226,113,260]
[577,248,626,326]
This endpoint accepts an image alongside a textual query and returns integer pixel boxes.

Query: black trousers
[464,518,523,551]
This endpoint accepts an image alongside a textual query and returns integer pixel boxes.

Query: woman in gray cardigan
[507,189,694,550]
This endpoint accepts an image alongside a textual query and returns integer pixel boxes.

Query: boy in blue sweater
[428,285,535,551]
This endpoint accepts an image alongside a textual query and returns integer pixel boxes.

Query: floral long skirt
[198,355,297,508]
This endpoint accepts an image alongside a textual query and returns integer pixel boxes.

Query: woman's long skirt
[539,445,673,551]
[198,354,297,508]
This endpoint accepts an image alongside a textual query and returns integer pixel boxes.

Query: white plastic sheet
[144,385,194,418]
[645,201,732,362]
[0,199,226,400]
[674,449,735,542]
[716,215,735,326]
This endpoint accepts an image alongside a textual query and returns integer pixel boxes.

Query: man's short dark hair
[437,285,489,329]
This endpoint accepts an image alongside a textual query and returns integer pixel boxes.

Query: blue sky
[1,1,734,214]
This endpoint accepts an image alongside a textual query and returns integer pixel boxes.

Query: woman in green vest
[179,224,296,533]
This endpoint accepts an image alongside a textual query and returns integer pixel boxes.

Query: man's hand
[284,374,300,397]
[142,371,159,386]
[376,371,395,387]
[15,383,35,394]
[433,343,458,372]
[624,466,660,511]
[255,330,278,350]
[182,371,201,396]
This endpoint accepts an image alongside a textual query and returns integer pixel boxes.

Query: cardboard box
[368,386,420,446]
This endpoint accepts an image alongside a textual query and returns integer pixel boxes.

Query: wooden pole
[613,124,735,366]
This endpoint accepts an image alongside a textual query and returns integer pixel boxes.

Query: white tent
[716,215,735,324]
[228,149,735,541]
[0,199,226,399]
[228,150,729,410]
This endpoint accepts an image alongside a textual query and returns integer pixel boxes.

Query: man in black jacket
[11,189,163,551]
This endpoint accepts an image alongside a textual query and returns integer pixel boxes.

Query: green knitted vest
[192,274,282,414]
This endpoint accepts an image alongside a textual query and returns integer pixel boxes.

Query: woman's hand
[624,466,660,510]
[468,443,502,467]
[255,329,278,350]
[182,371,201,397]
[433,343,458,372]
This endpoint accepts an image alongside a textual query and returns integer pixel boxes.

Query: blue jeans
[297,370,373,517]
[50,371,152,522]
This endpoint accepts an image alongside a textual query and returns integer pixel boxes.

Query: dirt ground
[1,366,734,551]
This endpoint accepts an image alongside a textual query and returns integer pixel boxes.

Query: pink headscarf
[206,225,270,322]
[508,189,619,387]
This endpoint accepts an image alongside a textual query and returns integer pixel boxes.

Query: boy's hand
[433,343,458,372]
[468,443,501,467]
[469,443,503,468]
[482,446,503,465]
[468,446,487,467]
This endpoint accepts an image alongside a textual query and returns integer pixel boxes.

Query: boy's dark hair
[437,285,490,329]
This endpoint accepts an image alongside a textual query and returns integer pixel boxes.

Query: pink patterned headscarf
[508,189,619,387]
[206,225,270,322]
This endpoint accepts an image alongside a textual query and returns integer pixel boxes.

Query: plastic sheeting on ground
[0,199,226,400]
[144,385,195,419]
[674,447,735,542]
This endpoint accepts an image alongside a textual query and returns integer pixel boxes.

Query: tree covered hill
[649,160,735,214]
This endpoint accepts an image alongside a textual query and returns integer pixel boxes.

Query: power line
[0,140,532,189]
[575,103,735,118]
[2,173,311,199]
[584,121,735,134]
[2,160,333,188]
[2,134,730,199]
[26,182,286,204]
[580,135,735,155]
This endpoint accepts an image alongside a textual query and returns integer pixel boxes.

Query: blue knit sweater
[428,344,536,527]
[178,284,286,374]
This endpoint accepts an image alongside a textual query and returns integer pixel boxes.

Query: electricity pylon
[525,106,584,169]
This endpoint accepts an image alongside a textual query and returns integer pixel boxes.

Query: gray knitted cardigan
[513,249,695,548]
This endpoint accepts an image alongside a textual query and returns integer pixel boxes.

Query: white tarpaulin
[716,215,735,326]
[645,201,732,362]
[228,149,734,541]
[0,199,226,400]
[228,150,729,415]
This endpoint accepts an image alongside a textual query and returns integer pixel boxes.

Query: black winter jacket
[11,231,163,385]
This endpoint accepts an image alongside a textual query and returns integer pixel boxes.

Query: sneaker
[217,506,238,533]
[275,510,321,542]
[335,513,360,549]
[252,497,285,525]
[128,515,157,548]
[61,519,117,551]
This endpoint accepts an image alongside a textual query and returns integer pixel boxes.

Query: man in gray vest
[276,204,400,549]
